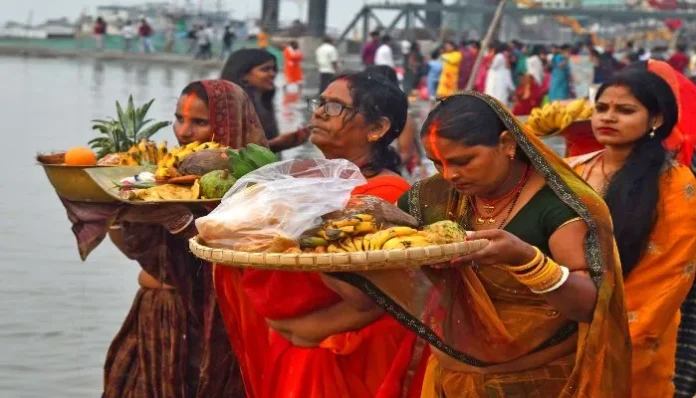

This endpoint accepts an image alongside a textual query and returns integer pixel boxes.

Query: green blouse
[398,185,579,255]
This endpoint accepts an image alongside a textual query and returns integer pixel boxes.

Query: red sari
[512,74,544,116]
[214,175,427,398]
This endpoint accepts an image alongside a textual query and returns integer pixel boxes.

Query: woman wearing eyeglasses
[214,72,426,398]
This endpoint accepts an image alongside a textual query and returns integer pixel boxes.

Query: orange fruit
[65,147,97,166]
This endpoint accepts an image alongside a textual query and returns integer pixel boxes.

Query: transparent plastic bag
[195,159,366,252]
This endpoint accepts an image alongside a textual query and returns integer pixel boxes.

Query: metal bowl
[39,163,118,203]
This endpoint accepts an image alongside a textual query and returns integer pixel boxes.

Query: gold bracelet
[512,257,563,291]
[531,265,570,294]
[507,246,543,274]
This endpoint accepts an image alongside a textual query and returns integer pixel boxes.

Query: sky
[0,0,385,31]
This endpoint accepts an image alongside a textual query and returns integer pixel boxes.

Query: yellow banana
[327,244,346,253]
[338,238,358,252]
[362,234,373,251]
[382,236,432,250]
[155,167,170,179]
[353,236,364,251]
[565,98,586,119]
[579,105,594,119]
[368,227,418,250]
[185,141,200,150]
[355,222,377,234]
[156,141,168,162]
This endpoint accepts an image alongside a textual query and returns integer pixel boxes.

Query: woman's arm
[397,114,419,166]
[268,128,309,152]
[544,220,597,322]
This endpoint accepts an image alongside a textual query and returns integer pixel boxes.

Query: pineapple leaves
[137,121,171,141]
[91,97,169,158]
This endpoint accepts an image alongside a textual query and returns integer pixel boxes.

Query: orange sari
[570,152,696,397]
[214,175,428,398]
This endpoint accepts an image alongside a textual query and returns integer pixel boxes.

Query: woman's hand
[120,204,194,234]
[432,229,536,269]
[268,127,310,152]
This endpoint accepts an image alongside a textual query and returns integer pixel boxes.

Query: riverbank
[0,43,229,69]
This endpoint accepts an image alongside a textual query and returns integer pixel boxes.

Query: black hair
[382,35,392,44]
[323,36,333,43]
[595,67,678,276]
[560,44,571,51]
[531,45,545,56]
[370,30,380,37]
[181,81,209,104]
[443,40,457,50]
[677,43,687,52]
[420,94,527,161]
[221,49,279,138]
[335,72,408,175]
[430,49,440,59]
[365,65,399,85]
[471,41,481,49]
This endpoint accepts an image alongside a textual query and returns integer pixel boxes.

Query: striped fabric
[675,282,696,397]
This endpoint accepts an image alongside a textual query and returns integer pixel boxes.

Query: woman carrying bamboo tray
[213,72,429,398]
[332,92,631,396]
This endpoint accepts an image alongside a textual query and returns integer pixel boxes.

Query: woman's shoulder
[354,175,411,204]
[660,162,696,201]
[565,150,603,169]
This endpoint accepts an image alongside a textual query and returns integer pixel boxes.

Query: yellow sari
[436,51,463,98]
[333,92,631,396]
[570,152,696,398]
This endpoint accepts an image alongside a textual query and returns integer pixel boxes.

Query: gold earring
[368,136,377,142]
[509,154,515,160]
[649,127,656,139]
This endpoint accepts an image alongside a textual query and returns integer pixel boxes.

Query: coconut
[177,149,229,176]
[199,169,237,199]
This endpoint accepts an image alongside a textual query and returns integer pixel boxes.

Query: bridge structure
[260,0,696,45]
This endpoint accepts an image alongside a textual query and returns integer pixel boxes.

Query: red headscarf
[646,60,696,166]
[198,79,268,148]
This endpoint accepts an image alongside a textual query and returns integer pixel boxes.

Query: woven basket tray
[189,236,489,272]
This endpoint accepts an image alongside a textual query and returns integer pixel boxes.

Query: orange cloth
[647,60,696,167]
[572,154,696,398]
[283,46,304,85]
[257,31,268,49]
[214,175,426,398]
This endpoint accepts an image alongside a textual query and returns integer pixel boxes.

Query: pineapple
[89,96,171,159]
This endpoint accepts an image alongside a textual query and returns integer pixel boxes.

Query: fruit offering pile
[300,218,467,254]
[119,143,278,201]
[525,98,594,137]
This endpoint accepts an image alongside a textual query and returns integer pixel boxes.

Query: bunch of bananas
[525,98,594,137]
[300,214,433,253]
[154,141,225,179]
[114,139,168,166]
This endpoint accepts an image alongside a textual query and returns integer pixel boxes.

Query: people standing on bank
[139,19,155,53]
[315,37,339,93]
[283,40,304,93]
[361,30,380,66]
[548,44,572,101]
[375,35,395,68]
[402,41,424,96]
[668,44,690,75]
[121,21,135,52]
[221,23,236,60]
[485,43,515,108]
[164,20,175,53]
[426,49,443,102]
[94,17,107,51]
[436,41,463,99]
[195,22,214,60]
[458,40,478,90]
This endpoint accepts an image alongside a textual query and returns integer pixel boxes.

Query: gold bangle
[513,257,563,291]
[531,266,570,294]
[507,246,543,273]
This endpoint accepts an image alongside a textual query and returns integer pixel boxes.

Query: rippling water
[0,56,563,397]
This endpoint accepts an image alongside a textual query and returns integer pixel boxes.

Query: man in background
[361,30,380,66]
[315,36,339,93]
[375,35,394,68]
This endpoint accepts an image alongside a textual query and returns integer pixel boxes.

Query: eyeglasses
[307,98,354,117]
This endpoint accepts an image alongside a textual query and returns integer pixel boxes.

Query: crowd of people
[61,32,696,397]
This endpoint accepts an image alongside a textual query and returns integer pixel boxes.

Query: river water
[0,56,563,397]
[0,56,321,398]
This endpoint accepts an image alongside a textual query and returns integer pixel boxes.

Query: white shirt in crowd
[526,55,544,85]
[122,25,135,39]
[316,43,339,74]
[375,43,394,67]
